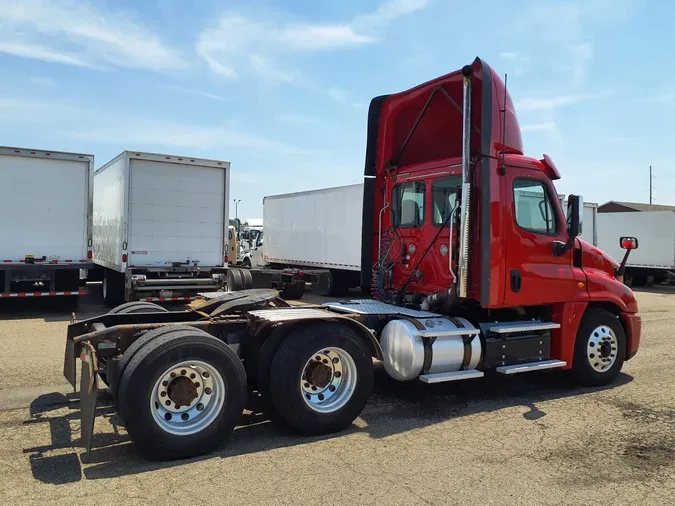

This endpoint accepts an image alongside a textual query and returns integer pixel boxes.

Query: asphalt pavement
[0,283,674,505]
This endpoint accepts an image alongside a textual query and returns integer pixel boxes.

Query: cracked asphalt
[1,284,674,505]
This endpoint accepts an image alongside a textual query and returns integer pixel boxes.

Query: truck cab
[361,57,641,377]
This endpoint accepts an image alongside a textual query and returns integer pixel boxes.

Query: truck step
[495,359,566,375]
[419,369,485,384]
[488,320,560,334]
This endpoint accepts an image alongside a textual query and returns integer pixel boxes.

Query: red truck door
[501,168,579,307]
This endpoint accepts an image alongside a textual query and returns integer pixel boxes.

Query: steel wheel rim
[150,360,225,435]
[300,347,357,414]
[587,325,618,372]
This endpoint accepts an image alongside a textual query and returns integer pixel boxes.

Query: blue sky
[0,0,672,220]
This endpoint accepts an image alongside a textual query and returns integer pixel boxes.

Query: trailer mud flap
[63,340,77,390]
[79,345,98,453]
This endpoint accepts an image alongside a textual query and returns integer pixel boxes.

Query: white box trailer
[597,210,675,286]
[231,184,364,298]
[93,151,230,304]
[0,146,92,300]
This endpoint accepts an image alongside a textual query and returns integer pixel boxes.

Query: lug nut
[162,381,168,387]
[164,413,172,420]
[160,391,167,397]
[165,400,171,406]
[329,385,336,392]
[205,387,212,395]
[170,372,176,378]
[195,382,201,388]
[318,394,325,401]
[181,413,189,421]
[196,403,204,411]
[190,373,196,379]
[181,369,187,375]
[203,371,210,378]
[335,371,342,378]
[332,357,339,364]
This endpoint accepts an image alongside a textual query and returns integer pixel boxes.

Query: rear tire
[268,323,373,436]
[281,281,305,300]
[107,301,168,314]
[112,325,188,406]
[571,309,626,387]
[117,328,246,460]
[326,271,348,297]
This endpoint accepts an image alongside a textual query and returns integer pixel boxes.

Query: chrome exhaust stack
[457,65,473,299]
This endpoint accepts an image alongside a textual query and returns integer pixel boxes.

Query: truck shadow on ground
[24,366,634,484]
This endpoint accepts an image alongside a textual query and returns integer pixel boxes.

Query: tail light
[87,250,92,259]
[224,254,229,263]
[122,253,128,263]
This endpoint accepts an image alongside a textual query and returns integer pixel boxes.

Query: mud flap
[79,345,98,454]
[63,340,77,390]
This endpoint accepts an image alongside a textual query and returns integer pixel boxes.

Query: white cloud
[0,41,94,68]
[0,97,317,156]
[0,0,183,71]
[197,0,429,82]
[167,85,227,102]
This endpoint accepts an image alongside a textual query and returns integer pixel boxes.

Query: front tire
[571,309,626,387]
[117,328,246,460]
[268,323,373,436]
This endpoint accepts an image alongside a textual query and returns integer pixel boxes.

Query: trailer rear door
[128,159,226,268]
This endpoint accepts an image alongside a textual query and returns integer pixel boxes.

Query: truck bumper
[621,313,642,361]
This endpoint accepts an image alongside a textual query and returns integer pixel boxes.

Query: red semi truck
[64,57,641,460]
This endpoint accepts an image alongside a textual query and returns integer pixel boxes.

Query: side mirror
[616,236,638,280]
[566,194,583,237]
[555,194,583,256]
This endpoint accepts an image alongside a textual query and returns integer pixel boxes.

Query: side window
[432,175,462,225]
[513,179,557,234]
[392,181,425,227]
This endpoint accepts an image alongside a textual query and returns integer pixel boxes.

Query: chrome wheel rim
[587,325,618,372]
[150,360,225,435]
[300,347,357,414]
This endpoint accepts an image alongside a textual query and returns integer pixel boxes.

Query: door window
[513,179,557,235]
[392,181,425,227]
[432,175,462,225]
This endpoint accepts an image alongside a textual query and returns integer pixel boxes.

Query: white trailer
[0,146,92,301]
[261,184,364,295]
[92,151,230,304]
[597,210,675,286]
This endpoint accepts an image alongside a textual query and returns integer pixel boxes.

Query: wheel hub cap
[587,325,618,372]
[151,360,225,435]
[300,347,357,414]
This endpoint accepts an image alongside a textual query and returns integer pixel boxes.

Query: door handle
[510,269,522,293]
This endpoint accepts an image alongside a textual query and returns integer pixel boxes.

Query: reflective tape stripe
[0,290,87,297]
[141,296,202,302]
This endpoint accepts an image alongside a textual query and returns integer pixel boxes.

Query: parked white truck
[597,210,675,286]
[92,151,230,305]
[0,146,92,301]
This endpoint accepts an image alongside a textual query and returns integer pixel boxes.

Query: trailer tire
[281,281,305,300]
[227,268,244,291]
[571,309,626,387]
[268,322,373,436]
[241,268,253,289]
[117,328,246,460]
[326,271,349,297]
[103,269,125,306]
[107,301,169,314]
